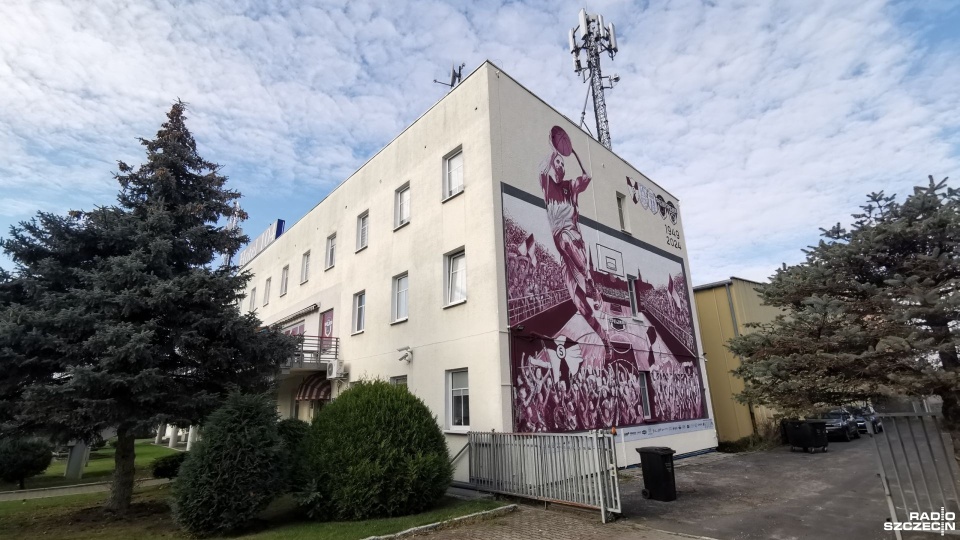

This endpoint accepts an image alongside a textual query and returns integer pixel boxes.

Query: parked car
[848,406,883,433]
[817,409,860,441]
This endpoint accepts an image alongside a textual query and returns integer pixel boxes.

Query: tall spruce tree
[0,102,297,512]
[729,176,960,457]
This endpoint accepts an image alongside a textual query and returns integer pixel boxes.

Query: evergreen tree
[0,102,297,512]
[0,437,53,489]
[729,176,960,457]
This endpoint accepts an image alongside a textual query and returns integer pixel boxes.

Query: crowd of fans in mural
[636,276,695,352]
[514,342,701,432]
[505,217,567,322]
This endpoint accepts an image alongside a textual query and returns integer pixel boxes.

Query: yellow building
[693,277,781,442]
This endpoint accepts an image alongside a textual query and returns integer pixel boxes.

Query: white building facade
[239,62,718,480]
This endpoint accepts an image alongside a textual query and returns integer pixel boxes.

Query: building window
[352,291,366,333]
[395,184,411,228]
[263,278,271,306]
[639,372,652,419]
[391,376,408,388]
[617,193,629,232]
[280,266,289,296]
[443,148,464,200]
[448,369,469,429]
[248,288,257,312]
[445,250,466,305]
[356,212,369,251]
[392,273,409,322]
[627,275,638,317]
[300,251,311,283]
[325,234,336,268]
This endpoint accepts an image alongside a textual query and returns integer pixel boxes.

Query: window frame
[248,287,257,312]
[263,277,271,306]
[447,369,470,431]
[444,249,467,307]
[325,234,336,269]
[356,211,369,251]
[280,265,289,296]
[300,251,311,284]
[616,192,630,233]
[638,372,652,419]
[391,272,409,323]
[394,183,411,230]
[390,375,408,388]
[627,274,638,317]
[352,290,366,334]
[442,147,464,201]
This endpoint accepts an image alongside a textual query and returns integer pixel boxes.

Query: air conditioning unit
[325,358,348,380]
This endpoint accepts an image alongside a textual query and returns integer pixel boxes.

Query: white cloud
[0,0,957,283]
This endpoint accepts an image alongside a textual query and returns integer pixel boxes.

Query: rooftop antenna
[434,63,466,90]
[570,8,619,150]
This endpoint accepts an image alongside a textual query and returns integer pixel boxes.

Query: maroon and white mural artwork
[505,126,705,433]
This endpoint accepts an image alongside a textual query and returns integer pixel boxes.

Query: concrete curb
[0,478,169,502]
[629,523,723,540]
[361,504,518,540]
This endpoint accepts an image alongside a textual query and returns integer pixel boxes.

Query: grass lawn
[0,439,180,491]
[0,484,506,540]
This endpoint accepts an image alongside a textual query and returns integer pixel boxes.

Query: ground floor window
[447,369,469,430]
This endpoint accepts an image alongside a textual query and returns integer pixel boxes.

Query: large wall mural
[505,126,705,433]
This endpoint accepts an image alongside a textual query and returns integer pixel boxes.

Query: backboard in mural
[504,125,705,433]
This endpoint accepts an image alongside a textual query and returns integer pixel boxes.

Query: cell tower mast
[569,8,619,150]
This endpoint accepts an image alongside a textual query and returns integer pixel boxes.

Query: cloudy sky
[2,0,958,284]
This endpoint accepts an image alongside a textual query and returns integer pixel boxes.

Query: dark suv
[818,409,861,441]
[848,406,883,433]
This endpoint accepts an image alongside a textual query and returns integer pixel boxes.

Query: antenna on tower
[434,63,466,90]
[569,8,619,150]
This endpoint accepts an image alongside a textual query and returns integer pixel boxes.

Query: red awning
[295,373,332,401]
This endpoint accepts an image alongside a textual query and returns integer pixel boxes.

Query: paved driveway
[620,436,891,540]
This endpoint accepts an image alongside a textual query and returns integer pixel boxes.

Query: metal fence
[468,430,622,522]
[872,413,960,538]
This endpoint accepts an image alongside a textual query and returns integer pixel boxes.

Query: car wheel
[854,429,861,439]
[843,429,852,442]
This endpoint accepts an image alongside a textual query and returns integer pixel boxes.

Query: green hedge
[277,418,310,490]
[173,393,285,536]
[150,452,187,479]
[299,380,452,520]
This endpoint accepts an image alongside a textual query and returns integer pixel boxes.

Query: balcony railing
[282,335,340,372]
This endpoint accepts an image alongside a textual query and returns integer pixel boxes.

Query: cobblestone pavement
[419,504,713,540]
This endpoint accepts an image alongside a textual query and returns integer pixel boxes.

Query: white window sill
[393,220,411,232]
[355,245,368,254]
[444,429,470,435]
[324,264,334,272]
[279,293,287,298]
[621,229,632,235]
[351,329,365,336]
[443,299,467,309]
[300,280,308,285]
[390,318,409,325]
[441,188,465,203]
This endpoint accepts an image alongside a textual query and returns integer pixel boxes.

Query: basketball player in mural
[539,126,609,347]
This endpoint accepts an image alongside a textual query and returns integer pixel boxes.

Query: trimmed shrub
[0,437,53,489]
[151,452,187,479]
[300,380,452,520]
[277,418,310,490]
[173,393,286,536]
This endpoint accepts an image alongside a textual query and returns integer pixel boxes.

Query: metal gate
[872,413,960,538]
[468,430,622,522]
